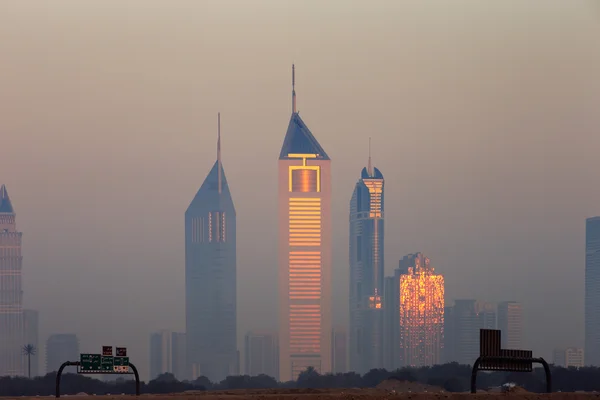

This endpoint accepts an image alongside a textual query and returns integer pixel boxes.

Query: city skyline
[1,1,599,381]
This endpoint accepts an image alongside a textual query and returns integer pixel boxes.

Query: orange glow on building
[398,254,444,367]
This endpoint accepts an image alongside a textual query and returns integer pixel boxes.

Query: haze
[1,0,599,381]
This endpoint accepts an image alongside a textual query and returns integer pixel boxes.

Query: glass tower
[185,114,237,382]
[0,185,24,377]
[349,156,384,373]
[585,217,600,365]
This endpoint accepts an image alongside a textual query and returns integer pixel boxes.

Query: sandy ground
[12,388,600,400]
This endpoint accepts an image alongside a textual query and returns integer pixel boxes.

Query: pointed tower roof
[186,115,236,215]
[0,185,15,214]
[0,185,14,214]
[279,65,329,160]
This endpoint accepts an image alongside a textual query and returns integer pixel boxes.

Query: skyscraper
[331,327,348,374]
[185,114,237,382]
[497,301,523,349]
[46,334,79,374]
[349,145,384,374]
[244,331,279,379]
[382,273,400,370]
[23,309,39,377]
[0,184,24,377]
[149,330,172,380]
[586,216,600,365]
[397,253,444,367]
[278,65,332,381]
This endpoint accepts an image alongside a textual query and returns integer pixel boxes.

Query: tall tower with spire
[0,184,24,376]
[185,115,237,382]
[349,146,385,373]
[278,65,332,381]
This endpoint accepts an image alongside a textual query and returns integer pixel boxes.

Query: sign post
[471,329,551,393]
[55,346,140,398]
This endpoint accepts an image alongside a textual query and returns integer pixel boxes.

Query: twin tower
[184,66,333,382]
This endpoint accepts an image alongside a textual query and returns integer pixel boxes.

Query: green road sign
[113,357,129,366]
[80,354,102,372]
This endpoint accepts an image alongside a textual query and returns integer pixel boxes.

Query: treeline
[1,363,600,396]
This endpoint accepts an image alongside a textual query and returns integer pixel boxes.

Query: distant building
[586,217,600,366]
[149,330,172,380]
[185,113,237,382]
[0,185,24,377]
[444,300,497,365]
[497,301,523,349]
[331,327,347,374]
[278,65,332,381]
[244,331,278,379]
[171,332,186,381]
[382,274,400,370]
[554,347,584,368]
[349,149,384,374]
[397,253,444,367]
[23,309,39,377]
[46,334,79,374]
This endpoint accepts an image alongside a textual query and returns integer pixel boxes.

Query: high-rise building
[397,253,444,367]
[554,347,584,368]
[382,273,400,370]
[444,300,497,365]
[244,331,279,379]
[46,334,79,374]
[349,147,384,374]
[278,65,332,381]
[185,114,237,382]
[23,309,39,377]
[331,327,347,374]
[0,185,24,377]
[171,332,186,381]
[149,330,172,380]
[586,217,600,365]
[497,301,523,349]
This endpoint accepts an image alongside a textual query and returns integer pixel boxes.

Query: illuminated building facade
[0,185,24,377]
[397,253,444,367]
[278,65,332,381]
[586,217,600,366]
[185,114,237,382]
[349,151,384,373]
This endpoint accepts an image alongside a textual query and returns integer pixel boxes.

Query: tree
[21,344,36,378]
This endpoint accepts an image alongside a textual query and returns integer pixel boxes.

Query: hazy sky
[1,0,599,380]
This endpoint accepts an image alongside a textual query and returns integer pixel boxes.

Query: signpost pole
[129,362,141,396]
[55,361,80,398]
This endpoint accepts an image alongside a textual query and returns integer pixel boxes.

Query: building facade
[46,334,79,374]
[331,327,347,374]
[382,273,400,370]
[586,217,600,366]
[149,330,173,380]
[349,152,384,374]
[443,300,496,365]
[244,331,279,379]
[171,332,187,381]
[497,301,523,349]
[278,66,332,381]
[554,347,584,368]
[397,253,444,367]
[185,113,237,382]
[23,309,39,377]
[0,185,24,377]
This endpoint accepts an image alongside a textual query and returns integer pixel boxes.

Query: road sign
[80,354,102,372]
[116,347,127,357]
[113,357,129,366]
[102,346,113,356]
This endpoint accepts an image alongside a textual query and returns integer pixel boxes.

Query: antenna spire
[292,64,296,113]
[367,137,373,176]
[217,112,222,194]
